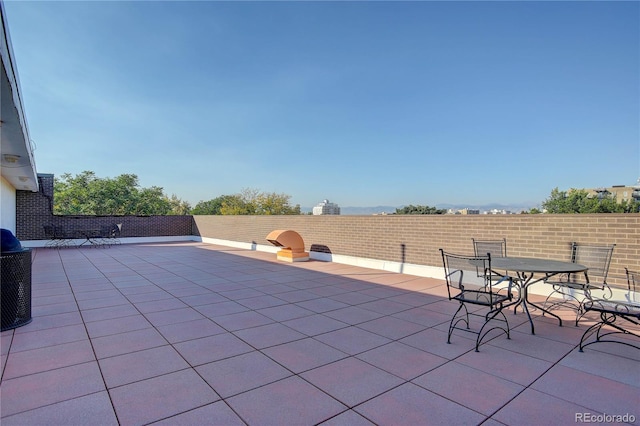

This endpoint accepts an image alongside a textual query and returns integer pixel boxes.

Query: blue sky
[4,1,639,209]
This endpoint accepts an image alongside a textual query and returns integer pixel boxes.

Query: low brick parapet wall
[193,214,639,288]
[16,174,639,288]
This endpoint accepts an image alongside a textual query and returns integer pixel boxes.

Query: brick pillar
[16,173,55,240]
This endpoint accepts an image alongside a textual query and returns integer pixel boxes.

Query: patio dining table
[74,229,103,246]
[490,257,588,335]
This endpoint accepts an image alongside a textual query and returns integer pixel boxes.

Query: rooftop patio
[1,242,638,425]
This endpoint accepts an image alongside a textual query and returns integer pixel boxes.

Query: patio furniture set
[440,239,639,352]
[43,223,122,248]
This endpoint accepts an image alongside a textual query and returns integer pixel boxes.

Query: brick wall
[16,174,194,240]
[16,174,55,240]
[16,173,639,287]
[193,214,639,287]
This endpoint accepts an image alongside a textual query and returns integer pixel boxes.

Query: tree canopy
[395,205,447,215]
[542,188,640,213]
[191,195,239,215]
[53,171,191,215]
[193,188,301,215]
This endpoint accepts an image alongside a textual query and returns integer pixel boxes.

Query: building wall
[312,200,340,215]
[193,214,639,287]
[1,175,16,233]
[584,185,640,203]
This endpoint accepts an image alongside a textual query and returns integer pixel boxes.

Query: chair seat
[454,290,511,306]
[584,299,640,318]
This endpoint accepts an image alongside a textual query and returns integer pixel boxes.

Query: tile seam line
[480,338,593,423]
[78,245,249,425]
[61,247,124,425]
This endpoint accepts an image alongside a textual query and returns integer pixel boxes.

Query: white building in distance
[313,199,340,215]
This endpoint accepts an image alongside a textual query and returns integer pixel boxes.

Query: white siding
[1,175,17,233]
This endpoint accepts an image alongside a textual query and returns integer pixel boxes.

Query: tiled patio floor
[1,242,638,425]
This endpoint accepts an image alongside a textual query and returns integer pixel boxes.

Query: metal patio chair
[543,242,615,326]
[440,249,515,351]
[110,223,122,245]
[55,226,75,247]
[43,225,61,248]
[472,238,520,294]
[44,225,73,248]
[95,223,122,247]
[472,238,508,280]
[579,267,640,351]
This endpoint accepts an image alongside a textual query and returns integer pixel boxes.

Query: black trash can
[1,229,32,331]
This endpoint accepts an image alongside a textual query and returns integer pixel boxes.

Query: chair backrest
[624,268,639,304]
[571,242,615,283]
[472,238,507,258]
[440,249,497,300]
[43,225,55,238]
[53,225,69,238]
[100,224,113,237]
[626,268,637,292]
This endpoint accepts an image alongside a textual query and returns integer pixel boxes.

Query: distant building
[485,209,513,215]
[459,208,480,215]
[583,180,640,204]
[313,199,340,215]
[446,208,479,215]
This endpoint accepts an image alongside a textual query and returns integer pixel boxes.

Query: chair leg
[447,302,469,344]
[543,285,586,325]
[580,311,640,352]
[475,307,510,352]
[579,318,604,352]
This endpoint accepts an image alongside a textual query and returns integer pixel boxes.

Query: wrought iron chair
[96,223,122,247]
[111,223,122,245]
[44,225,73,248]
[579,267,640,351]
[55,226,75,247]
[472,238,520,295]
[625,268,638,305]
[472,238,507,278]
[43,225,60,248]
[440,249,515,352]
[543,242,615,326]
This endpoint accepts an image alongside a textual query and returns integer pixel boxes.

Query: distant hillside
[300,206,399,215]
[340,206,400,215]
[437,203,537,213]
[302,203,537,215]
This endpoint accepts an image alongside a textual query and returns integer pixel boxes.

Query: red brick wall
[16,173,638,287]
[193,214,639,287]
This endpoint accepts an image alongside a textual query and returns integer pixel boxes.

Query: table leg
[513,271,563,334]
[78,230,98,247]
[526,292,563,330]
[512,272,536,334]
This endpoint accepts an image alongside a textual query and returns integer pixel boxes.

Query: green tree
[542,187,640,213]
[166,194,192,215]
[192,195,239,215]
[136,186,172,215]
[256,191,301,215]
[395,204,446,215]
[215,188,300,215]
[220,193,254,215]
[53,171,188,215]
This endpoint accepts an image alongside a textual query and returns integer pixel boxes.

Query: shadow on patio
[1,242,638,425]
